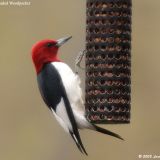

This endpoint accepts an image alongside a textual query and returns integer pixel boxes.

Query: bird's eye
[46,43,54,47]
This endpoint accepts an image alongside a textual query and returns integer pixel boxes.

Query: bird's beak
[56,36,72,47]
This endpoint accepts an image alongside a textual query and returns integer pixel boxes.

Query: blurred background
[0,0,160,160]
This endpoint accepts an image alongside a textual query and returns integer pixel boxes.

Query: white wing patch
[51,98,72,132]
[51,108,69,133]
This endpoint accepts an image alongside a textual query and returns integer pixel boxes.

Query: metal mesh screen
[85,0,131,124]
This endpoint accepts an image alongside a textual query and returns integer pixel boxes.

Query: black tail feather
[69,131,83,154]
[69,130,88,155]
[92,124,124,140]
[73,132,88,156]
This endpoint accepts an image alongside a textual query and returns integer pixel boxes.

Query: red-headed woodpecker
[31,36,123,155]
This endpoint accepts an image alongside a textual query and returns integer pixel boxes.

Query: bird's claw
[75,50,86,73]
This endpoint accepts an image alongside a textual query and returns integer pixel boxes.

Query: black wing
[37,63,62,110]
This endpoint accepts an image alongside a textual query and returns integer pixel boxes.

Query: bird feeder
[85,0,132,124]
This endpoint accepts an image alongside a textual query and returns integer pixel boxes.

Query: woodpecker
[31,36,123,155]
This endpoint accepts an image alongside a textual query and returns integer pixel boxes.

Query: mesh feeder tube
[85,0,131,124]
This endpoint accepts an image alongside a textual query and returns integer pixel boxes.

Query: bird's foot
[75,50,86,74]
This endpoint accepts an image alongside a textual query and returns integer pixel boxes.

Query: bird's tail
[69,130,88,155]
[90,124,124,140]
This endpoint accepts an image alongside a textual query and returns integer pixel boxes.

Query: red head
[31,36,72,74]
